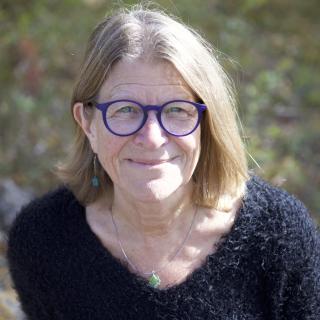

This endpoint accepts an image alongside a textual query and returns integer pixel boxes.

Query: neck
[111,183,195,241]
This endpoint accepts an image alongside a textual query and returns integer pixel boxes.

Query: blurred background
[0,0,319,318]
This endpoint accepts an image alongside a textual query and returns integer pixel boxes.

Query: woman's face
[87,59,201,202]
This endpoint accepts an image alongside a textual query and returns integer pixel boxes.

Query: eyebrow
[111,82,187,87]
[105,95,196,103]
[103,84,195,102]
[108,82,192,96]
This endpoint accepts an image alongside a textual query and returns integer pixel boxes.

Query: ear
[73,102,98,153]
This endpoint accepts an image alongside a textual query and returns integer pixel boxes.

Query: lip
[127,157,178,166]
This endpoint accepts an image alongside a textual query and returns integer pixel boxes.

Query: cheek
[95,124,127,170]
[176,129,201,163]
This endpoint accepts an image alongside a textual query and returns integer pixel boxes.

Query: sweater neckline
[74,187,247,293]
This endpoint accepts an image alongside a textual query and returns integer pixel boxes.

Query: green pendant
[148,273,161,288]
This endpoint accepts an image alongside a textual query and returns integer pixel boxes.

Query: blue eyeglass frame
[88,99,207,137]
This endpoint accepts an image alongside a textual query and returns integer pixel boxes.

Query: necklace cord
[111,206,198,277]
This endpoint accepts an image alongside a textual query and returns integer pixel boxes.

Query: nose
[132,111,169,149]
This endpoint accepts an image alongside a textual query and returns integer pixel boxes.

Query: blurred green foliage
[0,0,319,222]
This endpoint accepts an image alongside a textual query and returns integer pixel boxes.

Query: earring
[91,154,100,188]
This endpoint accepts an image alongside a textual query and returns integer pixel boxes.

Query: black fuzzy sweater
[7,176,320,319]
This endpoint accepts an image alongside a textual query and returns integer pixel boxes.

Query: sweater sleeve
[268,195,320,320]
[7,201,58,319]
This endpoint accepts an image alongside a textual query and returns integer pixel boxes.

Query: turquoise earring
[91,154,100,188]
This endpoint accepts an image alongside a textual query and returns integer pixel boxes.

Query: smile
[127,157,178,166]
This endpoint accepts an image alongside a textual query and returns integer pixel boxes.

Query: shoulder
[245,175,316,228]
[244,175,319,268]
[9,186,76,234]
[7,186,79,266]
[246,174,300,205]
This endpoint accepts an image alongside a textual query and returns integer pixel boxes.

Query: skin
[73,59,238,288]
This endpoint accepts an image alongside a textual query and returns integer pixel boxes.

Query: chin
[129,179,184,203]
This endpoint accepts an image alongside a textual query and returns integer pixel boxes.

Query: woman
[7,6,320,320]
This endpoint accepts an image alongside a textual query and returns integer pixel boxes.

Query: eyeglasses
[87,99,206,137]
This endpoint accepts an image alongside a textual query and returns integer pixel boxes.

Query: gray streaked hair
[56,4,249,209]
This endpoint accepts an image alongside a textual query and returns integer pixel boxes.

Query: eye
[106,101,143,120]
[162,102,197,119]
[165,106,185,113]
[117,106,136,113]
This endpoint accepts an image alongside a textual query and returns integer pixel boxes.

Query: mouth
[127,156,178,166]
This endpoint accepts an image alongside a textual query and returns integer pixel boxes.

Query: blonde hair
[56,5,249,209]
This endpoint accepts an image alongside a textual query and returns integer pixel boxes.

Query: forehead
[98,59,195,101]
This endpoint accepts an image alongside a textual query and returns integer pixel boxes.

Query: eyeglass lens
[106,101,199,136]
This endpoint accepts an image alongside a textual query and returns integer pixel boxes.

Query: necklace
[110,206,198,288]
